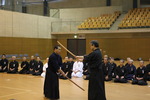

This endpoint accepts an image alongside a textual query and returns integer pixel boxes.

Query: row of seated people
[0,54,76,78]
[1,53,150,86]
[119,7,150,29]
[83,56,150,86]
[0,54,43,76]
[60,55,150,86]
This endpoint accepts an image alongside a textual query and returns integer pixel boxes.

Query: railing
[50,9,60,18]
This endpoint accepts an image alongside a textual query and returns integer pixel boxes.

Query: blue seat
[35,53,39,57]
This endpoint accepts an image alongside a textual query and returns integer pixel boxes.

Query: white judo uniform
[72,61,83,78]
[41,63,48,78]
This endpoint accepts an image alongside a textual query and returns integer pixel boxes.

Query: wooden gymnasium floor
[0,61,150,100]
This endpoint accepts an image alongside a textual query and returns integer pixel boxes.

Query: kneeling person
[146,58,150,81]
[0,54,8,72]
[125,59,136,80]
[7,56,19,74]
[132,61,147,85]
[19,57,29,74]
[114,60,127,83]
[28,56,37,74]
[72,58,83,78]
[32,57,43,76]
[102,58,112,81]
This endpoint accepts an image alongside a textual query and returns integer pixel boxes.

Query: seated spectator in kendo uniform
[146,58,150,81]
[83,56,90,80]
[132,60,148,85]
[114,60,127,83]
[28,56,37,74]
[19,57,29,74]
[7,56,19,74]
[66,57,74,79]
[125,57,131,66]
[0,54,8,72]
[104,55,108,58]
[102,55,109,63]
[102,58,112,81]
[102,55,108,60]
[124,59,136,80]
[60,56,72,79]
[32,57,43,76]
[109,57,117,78]
[68,57,74,70]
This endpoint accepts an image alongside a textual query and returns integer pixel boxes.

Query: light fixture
[74,35,77,38]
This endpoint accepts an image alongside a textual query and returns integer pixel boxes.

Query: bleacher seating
[77,11,121,30]
[119,7,150,29]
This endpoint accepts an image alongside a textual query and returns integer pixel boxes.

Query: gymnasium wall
[86,38,150,61]
[0,37,57,59]
[49,0,135,11]
[49,0,106,9]
[0,10,61,38]
[59,6,122,21]
[0,10,60,59]
[57,33,150,60]
[26,0,137,16]
[112,0,140,12]
[27,4,44,16]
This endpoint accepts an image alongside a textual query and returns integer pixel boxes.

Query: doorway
[67,39,86,58]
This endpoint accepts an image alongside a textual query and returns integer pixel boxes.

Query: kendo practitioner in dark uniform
[125,57,131,66]
[28,56,37,74]
[102,58,112,81]
[32,57,43,76]
[19,57,29,74]
[83,60,90,80]
[125,59,136,80]
[60,56,72,79]
[109,57,117,78]
[102,55,109,63]
[68,57,74,78]
[132,61,147,85]
[77,40,106,100]
[114,60,127,83]
[68,57,74,69]
[0,54,8,72]
[7,56,19,74]
[44,45,66,100]
[146,58,150,81]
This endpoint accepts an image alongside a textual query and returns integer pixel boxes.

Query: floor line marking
[0,86,32,91]
[0,91,28,98]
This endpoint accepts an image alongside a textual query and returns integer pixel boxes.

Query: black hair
[2,54,6,56]
[90,40,99,47]
[53,45,61,50]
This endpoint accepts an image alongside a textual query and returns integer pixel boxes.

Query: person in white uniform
[41,58,49,78]
[72,58,83,78]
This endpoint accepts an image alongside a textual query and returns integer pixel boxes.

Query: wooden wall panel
[86,38,150,60]
[0,37,56,60]
[1,36,149,61]
[57,39,67,59]
[55,34,150,60]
